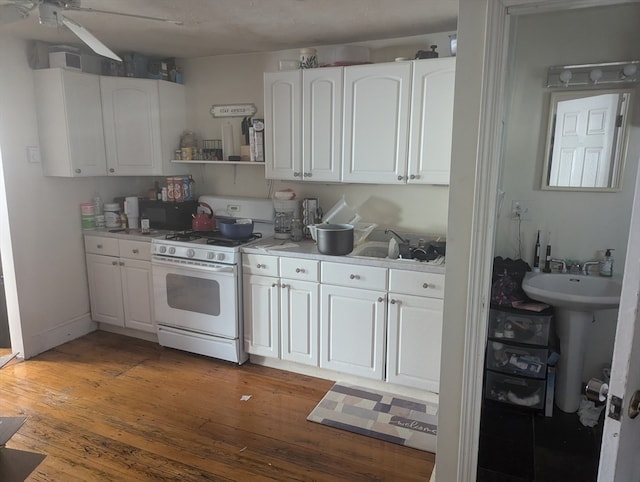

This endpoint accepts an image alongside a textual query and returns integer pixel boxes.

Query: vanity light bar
[547,60,639,88]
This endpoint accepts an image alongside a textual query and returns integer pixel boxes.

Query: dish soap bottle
[600,249,614,277]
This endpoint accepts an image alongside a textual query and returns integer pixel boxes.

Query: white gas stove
[151,195,274,364]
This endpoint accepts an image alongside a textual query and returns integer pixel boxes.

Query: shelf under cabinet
[171,159,265,166]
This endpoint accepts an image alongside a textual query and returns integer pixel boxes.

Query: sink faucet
[384,228,410,245]
[582,261,600,275]
[550,258,567,273]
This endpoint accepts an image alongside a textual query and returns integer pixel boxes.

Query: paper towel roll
[222,123,234,160]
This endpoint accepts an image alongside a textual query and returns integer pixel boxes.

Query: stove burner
[165,231,203,242]
[206,232,262,247]
[165,230,262,246]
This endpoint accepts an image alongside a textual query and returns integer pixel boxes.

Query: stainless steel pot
[311,224,354,255]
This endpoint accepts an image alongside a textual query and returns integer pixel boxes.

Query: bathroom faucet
[582,261,600,275]
[384,228,410,245]
[550,258,567,273]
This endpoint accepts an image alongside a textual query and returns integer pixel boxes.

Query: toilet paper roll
[222,123,234,160]
[585,378,608,403]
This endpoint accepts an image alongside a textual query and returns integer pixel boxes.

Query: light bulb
[559,69,572,85]
[590,68,603,83]
[622,64,638,79]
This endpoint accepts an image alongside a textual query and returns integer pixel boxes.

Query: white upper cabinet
[100,77,187,176]
[264,71,302,180]
[342,62,412,184]
[34,69,108,177]
[265,68,343,182]
[408,58,456,185]
[302,67,343,182]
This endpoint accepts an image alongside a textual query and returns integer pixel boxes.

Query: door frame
[448,0,638,480]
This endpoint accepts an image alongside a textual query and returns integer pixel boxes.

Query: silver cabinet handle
[423,283,430,289]
[410,174,416,180]
[132,249,139,254]
[378,297,384,302]
[97,244,103,249]
[111,261,118,266]
[281,283,288,289]
[257,263,264,269]
[390,299,397,304]
[295,268,305,273]
[349,274,360,280]
[109,168,115,173]
[75,168,81,174]
[293,171,301,177]
[397,175,404,181]
[119,261,125,266]
[271,282,278,287]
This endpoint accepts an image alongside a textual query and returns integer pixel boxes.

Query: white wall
[496,4,640,381]
[0,35,162,358]
[181,32,456,235]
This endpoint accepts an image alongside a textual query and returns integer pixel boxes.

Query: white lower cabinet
[387,269,445,391]
[243,254,320,364]
[242,253,445,390]
[320,284,387,380]
[85,236,155,332]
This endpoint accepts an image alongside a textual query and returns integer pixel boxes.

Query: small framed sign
[210,104,257,118]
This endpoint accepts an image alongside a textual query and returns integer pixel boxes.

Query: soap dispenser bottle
[600,249,614,277]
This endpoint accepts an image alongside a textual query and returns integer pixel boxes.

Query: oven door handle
[152,256,236,273]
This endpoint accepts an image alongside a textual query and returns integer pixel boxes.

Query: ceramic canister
[299,48,318,69]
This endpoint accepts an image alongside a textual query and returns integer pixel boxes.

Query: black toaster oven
[139,200,198,230]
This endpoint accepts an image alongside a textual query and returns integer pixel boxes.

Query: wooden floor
[0,331,435,481]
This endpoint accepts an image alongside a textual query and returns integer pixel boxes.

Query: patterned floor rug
[307,383,438,452]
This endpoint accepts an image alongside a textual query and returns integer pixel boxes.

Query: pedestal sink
[522,272,622,413]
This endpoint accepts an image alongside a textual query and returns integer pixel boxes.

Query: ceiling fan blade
[59,14,122,62]
[64,6,183,25]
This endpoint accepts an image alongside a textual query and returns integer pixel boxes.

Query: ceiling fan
[0,0,183,61]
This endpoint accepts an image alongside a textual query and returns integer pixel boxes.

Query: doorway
[476,3,640,481]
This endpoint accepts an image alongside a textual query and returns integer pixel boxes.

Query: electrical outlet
[26,146,40,164]
[511,200,532,220]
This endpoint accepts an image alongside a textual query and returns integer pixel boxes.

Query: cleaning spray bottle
[533,230,541,272]
[600,249,614,277]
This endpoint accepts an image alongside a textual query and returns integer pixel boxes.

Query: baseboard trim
[27,313,97,358]
[98,324,159,343]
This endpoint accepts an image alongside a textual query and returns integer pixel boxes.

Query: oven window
[166,273,221,316]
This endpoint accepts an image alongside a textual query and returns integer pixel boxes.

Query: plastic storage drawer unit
[485,371,546,410]
[486,341,548,379]
[488,309,552,346]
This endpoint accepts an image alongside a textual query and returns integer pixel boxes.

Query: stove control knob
[187,249,195,258]
[169,247,176,255]
[216,253,225,261]
[159,246,167,254]
[207,252,215,260]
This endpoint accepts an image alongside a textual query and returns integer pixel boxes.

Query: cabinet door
[342,62,411,184]
[320,284,386,379]
[281,279,319,366]
[86,254,124,327]
[264,71,302,180]
[34,69,107,177]
[408,58,456,185]
[100,76,162,176]
[302,68,343,182]
[243,274,280,358]
[387,293,443,391]
[120,259,155,333]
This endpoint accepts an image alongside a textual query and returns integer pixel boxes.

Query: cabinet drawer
[488,309,552,346]
[389,269,444,298]
[119,240,151,261]
[321,261,387,291]
[485,371,545,410]
[280,257,319,281]
[84,236,119,256]
[486,341,548,379]
[243,254,279,276]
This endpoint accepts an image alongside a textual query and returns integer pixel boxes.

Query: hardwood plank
[0,331,435,481]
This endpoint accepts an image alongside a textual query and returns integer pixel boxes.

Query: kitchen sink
[351,241,390,259]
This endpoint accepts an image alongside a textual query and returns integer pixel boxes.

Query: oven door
[152,257,239,338]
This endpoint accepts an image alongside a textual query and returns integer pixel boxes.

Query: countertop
[83,230,446,274]
[243,237,446,274]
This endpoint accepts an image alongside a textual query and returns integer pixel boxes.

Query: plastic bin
[485,371,546,410]
[488,309,552,346]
